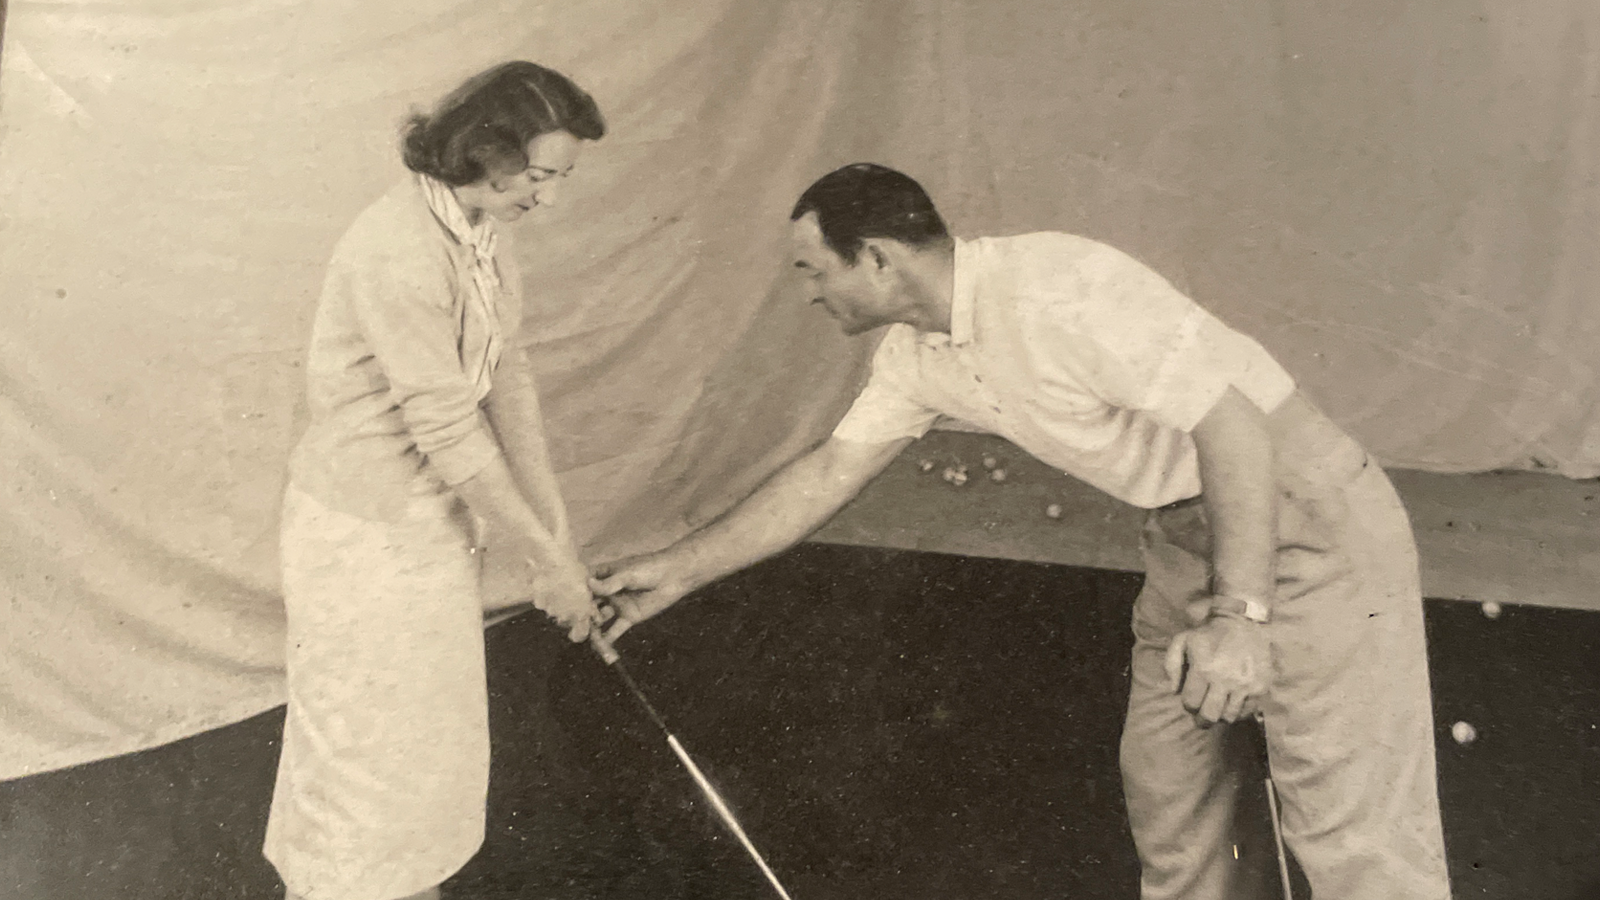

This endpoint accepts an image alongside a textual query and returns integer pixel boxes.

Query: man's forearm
[1192,388,1278,603]
[672,437,908,591]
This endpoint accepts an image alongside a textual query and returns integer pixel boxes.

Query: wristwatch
[1210,593,1271,624]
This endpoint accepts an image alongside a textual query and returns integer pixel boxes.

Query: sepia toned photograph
[1,3,1596,899]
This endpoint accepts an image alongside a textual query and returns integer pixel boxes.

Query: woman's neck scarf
[417,172,504,394]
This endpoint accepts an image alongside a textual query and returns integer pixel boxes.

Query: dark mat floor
[2,543,1596,899]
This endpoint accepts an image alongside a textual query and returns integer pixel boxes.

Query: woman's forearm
[484,377,575,548]
[455,454,579,575]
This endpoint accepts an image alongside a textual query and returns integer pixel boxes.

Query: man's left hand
[1163,613,1271,727]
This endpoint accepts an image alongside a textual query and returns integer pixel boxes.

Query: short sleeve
[1037,243,1296,432]
[339,242,500,486]
[832,326,941,445]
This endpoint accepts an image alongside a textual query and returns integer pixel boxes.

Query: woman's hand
[526,553,602,642]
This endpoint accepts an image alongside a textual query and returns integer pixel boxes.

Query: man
[590,163,1452,899]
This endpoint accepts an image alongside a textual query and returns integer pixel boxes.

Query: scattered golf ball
[918,459,935,472]
[989,468,1007,482]
[1045,503,1063,519]
[1481,601,1502,619]
[1451,721,1477,745]
[942,466,969,486]
[982,455,998,469]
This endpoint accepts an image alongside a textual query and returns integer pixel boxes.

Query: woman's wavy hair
[402,61,605,186]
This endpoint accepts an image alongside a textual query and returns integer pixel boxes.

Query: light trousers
[1121,430,1452,899]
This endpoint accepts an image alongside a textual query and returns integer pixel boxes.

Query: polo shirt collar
[922,237,978,348]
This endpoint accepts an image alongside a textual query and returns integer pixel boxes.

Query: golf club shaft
[588,632,795,900]
[666,732,794,900]
[1266,776,1294,900]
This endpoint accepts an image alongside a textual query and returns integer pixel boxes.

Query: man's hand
[588,552,696,642]
[1163,612,1272,727]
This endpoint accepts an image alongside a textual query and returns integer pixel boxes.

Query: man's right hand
[588,552,696,642]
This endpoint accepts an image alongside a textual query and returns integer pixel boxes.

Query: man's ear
[866,242,891,272]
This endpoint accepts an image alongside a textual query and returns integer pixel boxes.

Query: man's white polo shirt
[832,233,1296,509]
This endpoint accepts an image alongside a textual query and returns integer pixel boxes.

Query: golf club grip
[589,630,621,665]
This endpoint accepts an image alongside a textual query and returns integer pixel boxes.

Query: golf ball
[942,467,968,486]
[918,459,935,472]
[1451,721,1477,745]
[1045,503,1063,519]
[990,468,1007,482]
[982,455,998,469]
[1481,601,1502,620]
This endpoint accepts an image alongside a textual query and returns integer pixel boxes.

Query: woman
[266,61,606,900]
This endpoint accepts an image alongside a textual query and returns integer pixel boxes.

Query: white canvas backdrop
[1,0,1595,778]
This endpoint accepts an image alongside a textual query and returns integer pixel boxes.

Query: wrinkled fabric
[2,0,1596,777]
[265,484,489,900]
[416,172,504,393]
[289,176,513,522]
[1122,429,1450,899]
[832,233,1298,508]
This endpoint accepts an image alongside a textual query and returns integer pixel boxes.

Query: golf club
[587,629,796,900]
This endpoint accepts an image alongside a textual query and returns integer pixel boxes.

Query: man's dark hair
[790,164,949,264]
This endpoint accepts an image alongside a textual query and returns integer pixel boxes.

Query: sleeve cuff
[831,420,936,445]
[832,403,939,445]
[1145,313,1299,432]
[425,422,500,486]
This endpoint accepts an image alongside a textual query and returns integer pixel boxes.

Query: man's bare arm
[590,435,913,639]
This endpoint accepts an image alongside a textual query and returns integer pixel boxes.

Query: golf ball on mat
[1451,721,1477,744]
[1481,601,1502,619]
[990,468,1007,482]
[918,459,935,472]
[942,467,968,486]
[1045,503,1063,519]
[982,455,998,469]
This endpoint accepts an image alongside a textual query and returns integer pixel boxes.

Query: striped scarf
[417,172,504,394]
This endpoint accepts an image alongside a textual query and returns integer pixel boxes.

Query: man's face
[789,213,896,336]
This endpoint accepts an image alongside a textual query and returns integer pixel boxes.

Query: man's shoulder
[976,230,1122,264]
[968,232,1121,322]
[974,231,1138,293]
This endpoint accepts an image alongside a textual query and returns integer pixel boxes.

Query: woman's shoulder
[333,177,450,268]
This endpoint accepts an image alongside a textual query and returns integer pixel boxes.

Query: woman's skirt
[264,481,488,900]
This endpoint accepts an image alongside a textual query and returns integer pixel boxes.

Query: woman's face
[459,130,583,224]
